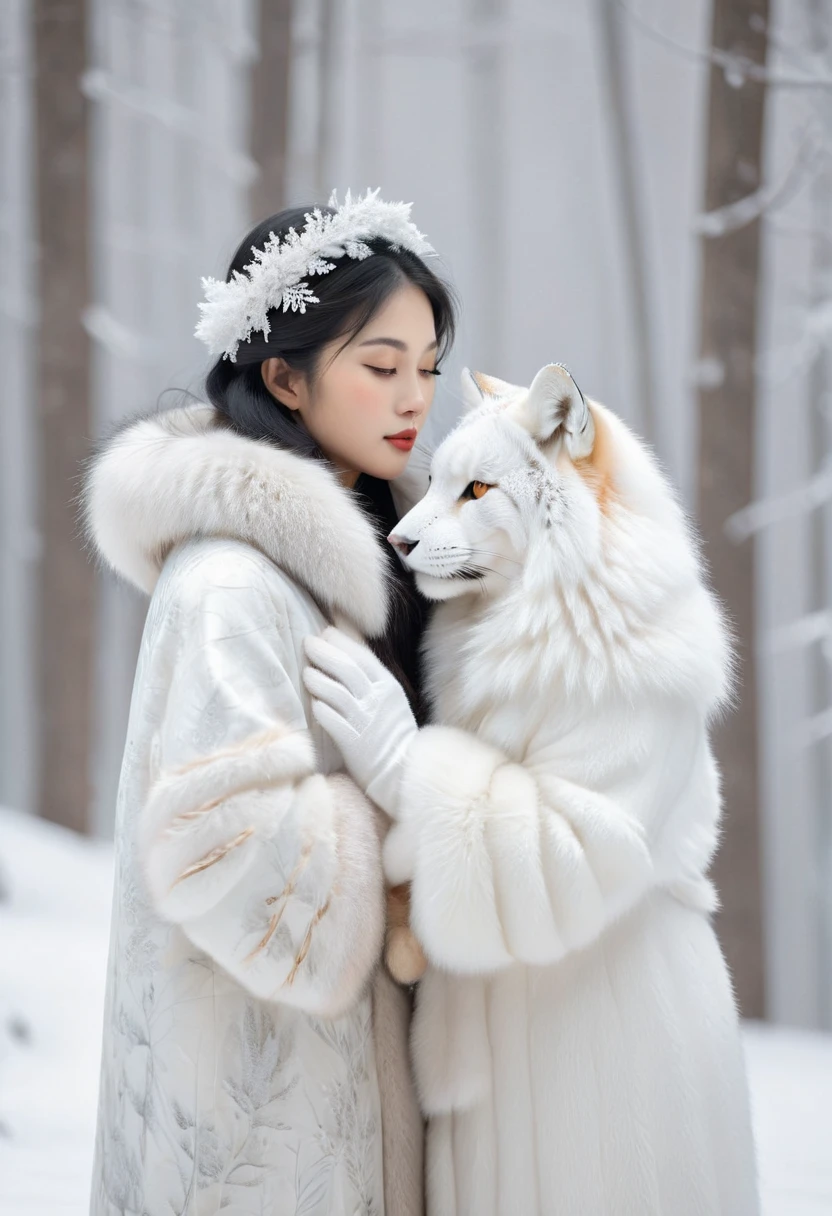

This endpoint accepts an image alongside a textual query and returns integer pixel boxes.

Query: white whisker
[468,548,524,568]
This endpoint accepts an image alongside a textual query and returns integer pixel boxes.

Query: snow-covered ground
[0,809,112,1214]
[744,1023,832,1214]
[1,806,830,1215]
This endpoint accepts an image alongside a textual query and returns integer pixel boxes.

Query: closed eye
[460,480,495,501]
[365,366,441,378]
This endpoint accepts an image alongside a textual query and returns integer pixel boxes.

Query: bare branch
[766,609,832,653]
[725,458,832,542]
[694,127,819,236]
[618,0,832,89]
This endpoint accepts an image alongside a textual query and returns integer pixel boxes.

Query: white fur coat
[383,368,760,1215]
[84,404,424,1216]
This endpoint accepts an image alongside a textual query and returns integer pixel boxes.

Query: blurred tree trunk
[595,0,656,445]
[696,0,769,1017]
[806,0,832,1030]
[33,0,94,834]
[251,0,293,218]
[315,0,336,199]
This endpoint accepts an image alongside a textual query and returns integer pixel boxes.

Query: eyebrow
[358,337,439,353]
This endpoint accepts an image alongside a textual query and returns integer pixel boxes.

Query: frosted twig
[756,298,832,386]
[81,69,257,186]
[694,128,819,237]
[725,458,832,541]
[82,306,157,363]
[617,0,832,90]
[797,705,832,748]
[766,609,832,653]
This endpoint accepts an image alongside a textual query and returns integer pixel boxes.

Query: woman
[84,191,455,1216]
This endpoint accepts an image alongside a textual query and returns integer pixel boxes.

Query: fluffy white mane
[394,366,732,736]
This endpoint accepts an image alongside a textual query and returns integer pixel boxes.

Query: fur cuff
[383,725,503,885]
[141,723,316,921]
[387,726,514,972]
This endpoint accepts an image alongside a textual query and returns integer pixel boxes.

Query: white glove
[303,627,417,818]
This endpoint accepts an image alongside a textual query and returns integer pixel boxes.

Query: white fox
[380,365,759,1215]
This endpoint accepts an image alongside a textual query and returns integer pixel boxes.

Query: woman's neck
[338,467,360,489]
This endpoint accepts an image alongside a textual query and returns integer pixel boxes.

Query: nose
[398,373,428,417]
[388,531,419,557]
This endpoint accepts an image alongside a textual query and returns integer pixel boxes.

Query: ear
[509,363,595,458]
[460,367,485,413]
[460,367,522,413]
[261,357,304,412]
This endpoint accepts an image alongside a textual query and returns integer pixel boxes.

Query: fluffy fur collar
[83,402,406,637]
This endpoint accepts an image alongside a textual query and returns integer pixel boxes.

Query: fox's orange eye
[462,480,493,501]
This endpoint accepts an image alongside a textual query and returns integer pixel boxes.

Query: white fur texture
[83,402,391,636]
[141,722,316,921]
[389,368,758,1213]
[182,771,385,1016]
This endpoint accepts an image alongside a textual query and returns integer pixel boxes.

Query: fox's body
[385,367,759,1214]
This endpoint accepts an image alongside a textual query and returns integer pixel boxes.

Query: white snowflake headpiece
[195,188,436,361]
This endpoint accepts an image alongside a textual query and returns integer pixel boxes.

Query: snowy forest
[1,0,832,1212]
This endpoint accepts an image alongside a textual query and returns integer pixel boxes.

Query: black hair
[204,205,456,458]
[203,204,457,717]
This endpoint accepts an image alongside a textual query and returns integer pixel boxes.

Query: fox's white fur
[387,366,758,1215]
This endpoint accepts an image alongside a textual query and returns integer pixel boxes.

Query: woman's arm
[140,550,384,1016]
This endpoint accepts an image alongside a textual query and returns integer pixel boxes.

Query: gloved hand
[303,627,417,819]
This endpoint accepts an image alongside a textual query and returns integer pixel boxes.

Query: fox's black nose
[388,532,419,558]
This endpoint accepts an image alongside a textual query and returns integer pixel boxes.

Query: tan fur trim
[265,842,314,906]
[141,724,318,922]
[172,826,255,886]
[245,909,282,962]
[244,843,317,962]
[574,402,617,517]
[146,727,315,838]
[284,899,332,986]
[474,371,502,396]
[171,724,298,777]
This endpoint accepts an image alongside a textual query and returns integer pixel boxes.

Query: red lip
[385,428,417,452]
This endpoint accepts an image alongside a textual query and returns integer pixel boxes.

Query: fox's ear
[460,367,484,412]
[460,367,522,413]
[509,363,594,458]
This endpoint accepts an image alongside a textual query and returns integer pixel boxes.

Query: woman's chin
[356,444,413,482]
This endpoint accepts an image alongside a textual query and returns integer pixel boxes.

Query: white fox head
[391,364,729,711]
[390,363,607,602]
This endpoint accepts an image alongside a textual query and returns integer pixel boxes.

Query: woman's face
[262,283,439,485]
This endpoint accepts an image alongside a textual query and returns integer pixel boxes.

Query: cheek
[476,498,526,553]
[312,363,387,433]
[337,365,389,417]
